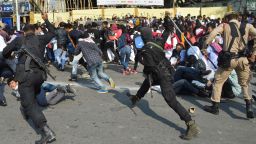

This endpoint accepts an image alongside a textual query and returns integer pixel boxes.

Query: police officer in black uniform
[2,13,56,144]
[129,27,200,140]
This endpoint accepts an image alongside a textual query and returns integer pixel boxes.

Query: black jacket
[55,27,67,47]
[140,27,172,76]
[2,19,55,82]
[3,19,55,61]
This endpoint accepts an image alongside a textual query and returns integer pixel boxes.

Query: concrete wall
[33,12,70,23]
[31,7,228,23]
[104,8,136,18]
[72,9,102,20]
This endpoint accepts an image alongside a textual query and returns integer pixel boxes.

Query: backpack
[133,34,144,49]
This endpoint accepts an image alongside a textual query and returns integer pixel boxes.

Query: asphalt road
[0,64,256,144]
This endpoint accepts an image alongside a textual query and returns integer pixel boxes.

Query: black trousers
[136,68,192,123]
[133,49,142,70]
[18,69,47,129]
[102,41,119,62]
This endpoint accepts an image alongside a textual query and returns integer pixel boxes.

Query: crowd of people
[0,10,256,143]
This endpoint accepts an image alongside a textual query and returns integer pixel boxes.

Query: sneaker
[122,70,130,76]
[69,75,78,81]
[97,89,108,93]
[0,98,7,107]
[108,78,116,88]
[130,69,138,74]
[82,73,90,78]
[0,77,4,84]
[66,84,77,95]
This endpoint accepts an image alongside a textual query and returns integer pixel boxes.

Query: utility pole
[200,0,202,16]
[15,0,20,31]
[173,0,176,17]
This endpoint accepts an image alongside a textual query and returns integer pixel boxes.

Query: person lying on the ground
[174,66,212,83]
[7,77,76,107]
[151,79,210,98]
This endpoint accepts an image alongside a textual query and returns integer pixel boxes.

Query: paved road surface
[0,64,256,144]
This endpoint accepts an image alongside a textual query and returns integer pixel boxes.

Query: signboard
[1,4,13,12]
[97,0,164,6]
[247,0,256,11]
[0,2,30,13]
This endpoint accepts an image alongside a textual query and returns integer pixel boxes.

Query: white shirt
[0,35,6,52]
[206,45,218,71]
[187,46,203,60]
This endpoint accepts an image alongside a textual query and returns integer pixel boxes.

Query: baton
[29,0,43,14]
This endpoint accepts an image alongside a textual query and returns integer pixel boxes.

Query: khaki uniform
[205,19,256,102]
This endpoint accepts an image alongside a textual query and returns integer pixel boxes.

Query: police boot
[181,120,200,140]
[203,101,219,115]
[35,125,56,144]
[245,99,254,119]
[129,95,140,106]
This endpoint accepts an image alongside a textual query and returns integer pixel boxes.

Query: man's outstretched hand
[41,13,48,21]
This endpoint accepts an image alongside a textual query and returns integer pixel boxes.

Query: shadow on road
[180,95,248,120]
[105,64,123,73]
[109,89,186,134]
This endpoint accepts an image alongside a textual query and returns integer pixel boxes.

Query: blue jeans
[173,79,199,94]
[67,43,75,55]
[0,84,5,101]
[88,62,110,90]
[54,49,67,69]
[46,47,55,62]
[41,83,57,91]
[120,45,131,70]
[174,66,202,82]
